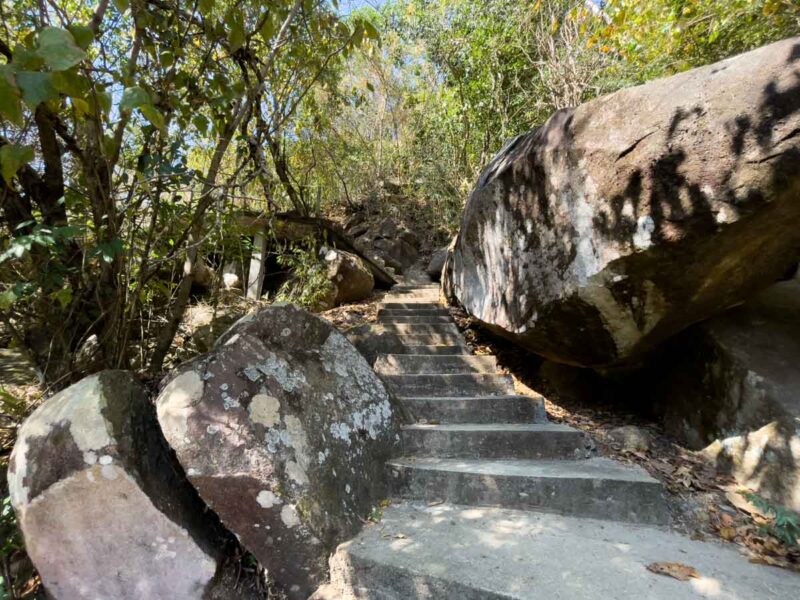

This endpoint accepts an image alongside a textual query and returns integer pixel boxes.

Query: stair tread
[387,456,657,483]
[327,503,797,600]
[401,423,575,432]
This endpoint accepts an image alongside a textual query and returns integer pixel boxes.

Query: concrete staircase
[314,283,798,599]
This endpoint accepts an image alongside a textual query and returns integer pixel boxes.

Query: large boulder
[448,37,800,368]
[155,305,400,598]
[650,280,800,510]
[323,247,375,305]
[355,217,419,274]
[7,371,239,600]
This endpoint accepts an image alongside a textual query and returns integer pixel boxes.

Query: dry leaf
[646,562,700,581]
[719,526,737,541]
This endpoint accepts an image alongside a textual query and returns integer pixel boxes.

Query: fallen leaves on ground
[450,309,800,573]
[647,561,700,581]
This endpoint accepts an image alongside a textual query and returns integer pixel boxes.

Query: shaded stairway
[314,283,798,599]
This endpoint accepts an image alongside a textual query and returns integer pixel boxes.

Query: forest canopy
[0,0,798,386]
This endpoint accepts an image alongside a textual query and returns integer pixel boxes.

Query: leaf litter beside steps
[448,305,800,572]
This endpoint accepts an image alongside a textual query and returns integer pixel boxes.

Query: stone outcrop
[155,305,399,598]
[348,217,419,274]
[8,371,238,600]
[426,246,448,282]
[650,280,800,510]
[448,37,800,368]
[323,247,375,305]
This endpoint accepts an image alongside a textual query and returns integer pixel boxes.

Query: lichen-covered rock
[7,371,232,600]
[449,37,800,368]
[155,305,400,598]
[323,248,375,305]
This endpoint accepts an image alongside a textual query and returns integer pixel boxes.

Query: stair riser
[385,374,515,397]
[387,465,669,525]
[381,303,442,310]
[395,345,469,355]
[378,316,453,324]
[327,553,507,600]
[397,334,465,345]
[400,429,587,459]
[378,309,450,317]
[400,397,547,424]
[381,323,459,334]
[375,355,497,375]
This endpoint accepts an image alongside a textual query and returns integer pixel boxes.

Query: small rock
[608,425,651,453]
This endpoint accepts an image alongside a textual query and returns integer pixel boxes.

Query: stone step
[400,423,588,459]
[377,315,453,324]
[391,284,440,291]
[387,457,668,524]
[398,395,547,424]
[394,344,470,355]
[380,323,459,335]
[375,354,497,375]
[397,333,465,346]
[377,308,450,317]
[381,302,442,310]
[384,373,515,397]
[322,503,797,600]
[383,296,441,304]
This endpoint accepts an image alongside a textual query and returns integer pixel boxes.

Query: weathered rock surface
[426,247,448,282]
[353,217,419,274]
[651,280,800,510]
[155,305,400,598]
[323,247,375,305]
[448,37,800,368]
[8,371,233,600]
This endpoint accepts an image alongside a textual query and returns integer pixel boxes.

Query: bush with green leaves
[275,240,334,312]
[744,492,800,548]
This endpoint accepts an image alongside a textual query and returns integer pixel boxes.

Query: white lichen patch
[280,504,301,528]
[256,490,281,508]
[156,370,205,447]
[9,374,115,507]
[249,394,281,428]
[250,352,307,393]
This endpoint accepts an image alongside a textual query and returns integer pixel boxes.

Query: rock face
[426,247,448,282]
[651,280,800,510]
[155,305,400,598]
[323,248,375,305]
[8,371,229,600]
[448,37,800,368]
[351,217,419,274]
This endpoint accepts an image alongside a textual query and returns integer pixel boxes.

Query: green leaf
[0,144,34,184]
[259,15,276,42]
[0,66,23,126]
[0,288,17,310]
[198,0,215,17]
[362,19,380,41]
[52,69,90,98]
[140,104,165,130]
[226,10,246,53]
[192,114,209,135]
[113,0,130,13]
[68,25,94,50]
[37,27,87,71]
[120,86,151,110]
[16,71,58,108]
